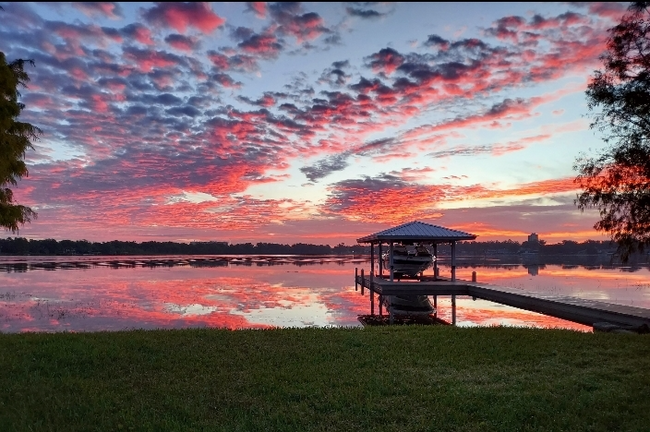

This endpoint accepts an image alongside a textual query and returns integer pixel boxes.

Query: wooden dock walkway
[355,274,650,330]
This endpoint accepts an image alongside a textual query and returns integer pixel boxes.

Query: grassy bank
[1,326,648,431]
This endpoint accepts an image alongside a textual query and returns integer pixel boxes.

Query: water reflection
[0,257,648,333]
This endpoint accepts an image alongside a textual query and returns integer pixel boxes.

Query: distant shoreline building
[528,233,539,243]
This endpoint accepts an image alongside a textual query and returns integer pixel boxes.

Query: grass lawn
[1,326,648,431]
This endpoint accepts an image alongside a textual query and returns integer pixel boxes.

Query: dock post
[370,271,375,315]
[379,295,383,316]
[389,309,394,325]
[472,271,476,282]
[433,295,438,318]
[360,268,364,295]
[451,242,456,282]
[389,242,394,282]
[355,267,358,291]
[378,243,383,277]
[433,243,438,280]
[452,295,457,325]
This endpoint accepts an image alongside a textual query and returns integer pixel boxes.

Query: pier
[355,221,650,332]
[354,273,650,331]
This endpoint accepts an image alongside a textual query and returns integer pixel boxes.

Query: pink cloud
[165,34,198,52]
[142,2,225,34]
[73,3,123,20]
[588,3,627,21]
[238,33,282,58]
[122,47,183,72]
[248,2,266,19]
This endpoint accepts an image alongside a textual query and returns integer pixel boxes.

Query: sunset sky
[0,2,628,245]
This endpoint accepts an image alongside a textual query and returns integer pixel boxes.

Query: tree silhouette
[575,2,650,261]
[0,52,40,232]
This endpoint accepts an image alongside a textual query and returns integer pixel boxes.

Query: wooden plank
[467,283,650,328]
[360,277,468,296]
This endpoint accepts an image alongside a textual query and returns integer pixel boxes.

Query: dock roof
[357,220,477,243]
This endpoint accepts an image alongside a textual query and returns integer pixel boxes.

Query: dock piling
[360,268,364,295]
[452,294,457,325]
[433,295,438,318]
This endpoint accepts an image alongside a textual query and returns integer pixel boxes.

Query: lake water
[1,256,649,333]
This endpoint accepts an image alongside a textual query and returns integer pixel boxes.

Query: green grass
[0,326,649,431]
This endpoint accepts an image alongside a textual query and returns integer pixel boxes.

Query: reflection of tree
[526,265,539,276]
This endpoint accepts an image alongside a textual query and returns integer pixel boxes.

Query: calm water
[1,256,649,333]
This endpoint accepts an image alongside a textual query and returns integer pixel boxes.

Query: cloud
[164,34,198,52]
[122,46,185,72]
[323,176,451,223]
[268,3,331,42]
[120,23,154,45]
[141,2,225,34]
[300,153,350,182]
[345,7,386,20]
[245,2,267,19]
[72,3,124,20]
[0,2,615,244]
[210,72,241,88]
[320,174,583,226]
[238,32,283,59]
[423,34,450,49]
[319,60,350,86]
[366,47,404,75]
[484,15,526,41]
[238,92,277,107]
[570,2,627,21]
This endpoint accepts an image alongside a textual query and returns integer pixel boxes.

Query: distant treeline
[0,237,628,257]
[453,239,620,256]
[0,238,369,256]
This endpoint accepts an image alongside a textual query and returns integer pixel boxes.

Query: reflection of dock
[354,273,650,332]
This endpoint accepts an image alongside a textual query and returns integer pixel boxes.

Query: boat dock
[354,221,650,332]
[355,272,650,331]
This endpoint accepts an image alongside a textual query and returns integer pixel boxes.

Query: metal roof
[357,220,477,243]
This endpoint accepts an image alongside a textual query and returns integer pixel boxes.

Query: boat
[382,294,436,316]
[382,243,434,278]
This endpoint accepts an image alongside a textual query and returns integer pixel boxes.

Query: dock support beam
[378,243,383,277]
[451,242,456,282]
[433,243,438,279]
[360,268,364,295]
[389,242,394,282]
[433,295,438,318]
[452,294,457,325]
[370,271,374,316]
[355,267,358,291]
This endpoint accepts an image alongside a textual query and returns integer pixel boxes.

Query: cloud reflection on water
[0,259,648,333]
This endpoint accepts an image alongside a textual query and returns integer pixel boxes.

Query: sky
[0,2,630,245]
